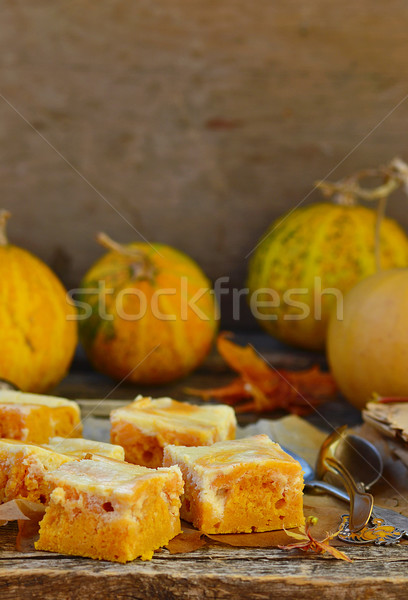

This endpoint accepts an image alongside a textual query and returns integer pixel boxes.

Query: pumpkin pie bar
[36,458,184,562]
[0,439,73,504]
[163,434,304,534]
[110,396,236,468]
[0,437,125,505]
[0,390,82,443]
[44,437,125,460]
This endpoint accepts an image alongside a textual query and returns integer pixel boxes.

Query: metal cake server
[323,455,374,532]
[316,427,375,531]
[283,434,408,543]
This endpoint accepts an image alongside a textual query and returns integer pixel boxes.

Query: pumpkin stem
[316,158,408,272]
[316,173,400,205]
[0,210,11,246]
[96,232,157,281]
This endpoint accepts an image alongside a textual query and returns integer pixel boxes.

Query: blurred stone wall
[1,1,408,327]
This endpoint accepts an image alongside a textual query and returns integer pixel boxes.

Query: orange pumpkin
[0,210,78,392]
[78,234,218,384]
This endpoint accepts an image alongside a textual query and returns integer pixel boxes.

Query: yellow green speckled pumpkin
[247,203,408,350]
[79,234,218,384]
[0,210,78,392]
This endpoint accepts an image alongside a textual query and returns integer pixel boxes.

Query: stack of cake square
[0,391,305,562]
[0,391,185,562]
[111,396,304,535]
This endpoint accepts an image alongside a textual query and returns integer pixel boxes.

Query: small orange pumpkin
[78,234,218,384]
[0,210,78,392]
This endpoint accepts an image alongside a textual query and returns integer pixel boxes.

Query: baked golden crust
[0,391,82,443]
[163,434,305,534]
[36,459,184,562]
[110,396,236,467]
[44,437,125,460]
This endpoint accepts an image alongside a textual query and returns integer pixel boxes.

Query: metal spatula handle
[325,456,374,532]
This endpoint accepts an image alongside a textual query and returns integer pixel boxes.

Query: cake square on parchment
[163,434,304,534]
[110,396,236,468]
[36,458,184,562]
[0,390,82,443]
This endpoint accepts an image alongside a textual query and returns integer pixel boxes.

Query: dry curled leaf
[0,500,45,552]
[186,333,336,415]
[0,499,45,524]
[279,517,352,563]
[363,399,408,444]
[166,525,206,554]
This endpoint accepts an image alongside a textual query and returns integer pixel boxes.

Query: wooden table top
[1,337,407,600]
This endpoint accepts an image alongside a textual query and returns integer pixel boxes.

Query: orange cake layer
[0,391,82,443]
[0,439,74,504]
[163,434,305,534]
[110,396,236,468]
[44,437,125,460]
[36,459,184,562]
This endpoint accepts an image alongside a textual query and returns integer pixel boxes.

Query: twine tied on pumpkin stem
[96,232,157,281]
[315,157,408,272]
[0,210,11,247]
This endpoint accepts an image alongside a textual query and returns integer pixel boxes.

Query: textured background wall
[1,1,408,327]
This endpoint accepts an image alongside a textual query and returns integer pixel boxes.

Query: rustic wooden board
[1,345,406,599]
[1,521,408,600]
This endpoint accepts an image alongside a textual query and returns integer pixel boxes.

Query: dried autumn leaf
[0,499,45,553]
[166,527,206,554]
[187,333,336,415]
[186,378,250,402]
[0,499,45,524]
[217,334,275,384]
[282,528,310,542]
[279,517,352,563]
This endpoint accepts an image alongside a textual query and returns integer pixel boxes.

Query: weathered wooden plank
[1,546,408,600]
[2,540,408,565]
[1,503,408,598]
[0,348,398,598]
[2,520,407,565]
